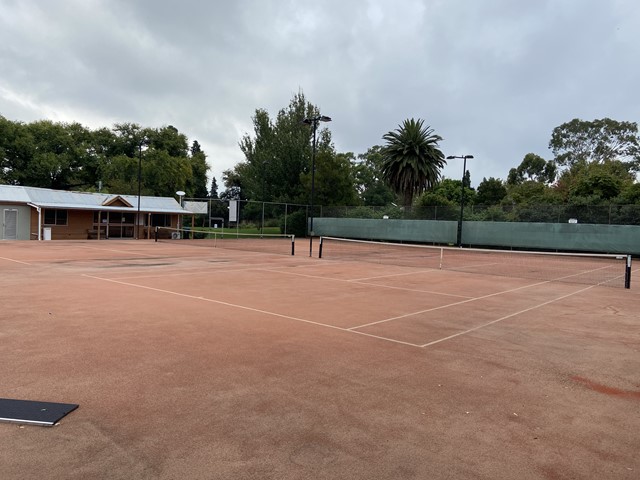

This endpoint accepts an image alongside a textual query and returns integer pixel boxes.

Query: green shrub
[281,210,308,237]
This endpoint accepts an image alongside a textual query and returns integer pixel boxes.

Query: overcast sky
[1,0,638,189]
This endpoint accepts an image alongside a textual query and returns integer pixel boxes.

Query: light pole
[176,190,185,235]
[446,155,474,247]
[136,142,142,240]
[301,114,332,257]
[260,156,268,236]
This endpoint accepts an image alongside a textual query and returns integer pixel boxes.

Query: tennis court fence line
[318,236,632,289]
[154,226,295,256]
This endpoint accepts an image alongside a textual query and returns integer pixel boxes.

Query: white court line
[0,256,32,265]
[82,274,423,348]
[442,261,619,285]
[100,261,296,281]
[348,330,423,347]
[154,243,293,260]
[347,279,558,330]
[260,268,473,299]
[349,259,633,330]
[350,280,472,299]
[349,270,438,282]
[77,245,160,258]
[77,243,282,261]
[420,284,595,348]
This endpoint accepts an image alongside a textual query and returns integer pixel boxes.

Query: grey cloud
[1,0,638,187]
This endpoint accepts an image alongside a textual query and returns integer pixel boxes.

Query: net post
[318,237,323,259]
[154,226,158,242]
[291,235,295,256]
[625,255,632,289]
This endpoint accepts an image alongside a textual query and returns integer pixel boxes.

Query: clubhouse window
[151,214,171,227]
[44,209,68,226]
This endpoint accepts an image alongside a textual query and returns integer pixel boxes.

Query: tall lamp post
[301,114,332,257]
[446,154,474,247]
[136,142,143,240]
[176,190,186,235]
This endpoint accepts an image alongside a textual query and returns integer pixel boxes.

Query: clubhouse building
[0,185,188,241]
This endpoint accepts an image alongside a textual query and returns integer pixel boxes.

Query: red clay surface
[1,240,639,480]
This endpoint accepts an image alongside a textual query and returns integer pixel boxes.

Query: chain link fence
[181,200,640,233]
[320,204,640,225]
[182,198,309,236]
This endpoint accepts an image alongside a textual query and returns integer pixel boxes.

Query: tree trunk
[403,190,413,207]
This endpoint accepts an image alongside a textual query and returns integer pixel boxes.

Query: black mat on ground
[0,398,78,426]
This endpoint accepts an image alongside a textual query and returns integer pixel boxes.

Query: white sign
[183,201,208,214]
[229,200,239,222]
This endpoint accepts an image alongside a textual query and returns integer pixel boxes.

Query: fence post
[283,203,288,235]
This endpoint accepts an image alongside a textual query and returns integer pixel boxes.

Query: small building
[0,185,187,240]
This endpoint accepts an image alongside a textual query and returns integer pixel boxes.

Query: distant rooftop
[0,185,190,214]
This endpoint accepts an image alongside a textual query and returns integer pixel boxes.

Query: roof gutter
[27,203,42,240]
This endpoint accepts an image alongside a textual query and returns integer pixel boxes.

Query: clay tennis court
[1,239,639,479]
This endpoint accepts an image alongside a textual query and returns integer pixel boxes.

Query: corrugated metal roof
[0,185,191,214]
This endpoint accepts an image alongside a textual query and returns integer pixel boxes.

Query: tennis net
[318,237,632,289]
[155,227,295,256]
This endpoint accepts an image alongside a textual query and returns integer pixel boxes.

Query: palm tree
[381,118,446,206]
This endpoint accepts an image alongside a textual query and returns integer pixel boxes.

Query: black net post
[625,255,632,289]
[291,236,295,256]
[318,237,323,259]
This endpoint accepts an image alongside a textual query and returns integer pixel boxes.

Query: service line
[419,284,595,348]
[83,273,424,348]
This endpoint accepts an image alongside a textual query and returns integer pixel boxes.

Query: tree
[549,118,640,172]
[104,123,200,197]
[221,166,246,200]
[618,183,640,204]
[380,118,446,206]
[237,91,318,203]
[187,140,209,198]
[4,120,93,189]
[274,102,316,203]
[353,146,395,206]
[237,108,275,201]
[556,160,635,203]
[476,177,507,205]
[86,127,118,191]
[209,176,219,198]
[507,153,556,185]
[301,148,359,207]
[424,177,477,207]
[415,181,461,221]
[0,116,35,185]
[150,125,189,157]
[144,150,192,198]
[220,186,242,200]
[505,181,559,205]
[416,191,455,207]
[0,117,209,197]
